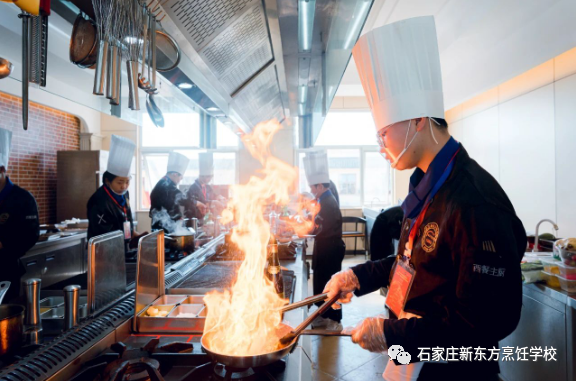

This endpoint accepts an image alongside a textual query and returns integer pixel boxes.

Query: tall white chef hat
[107,135,136,177]
[303,151,330,186]
[167,152,190,176]
[199,152,214,176]
[0,128,12,169]
[353,16,445,131]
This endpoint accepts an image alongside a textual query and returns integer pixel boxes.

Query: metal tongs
[279,294,351,345]
[276,293,329,313]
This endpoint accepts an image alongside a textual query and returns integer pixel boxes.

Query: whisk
[91,0,113,95]
[122,0,144,110]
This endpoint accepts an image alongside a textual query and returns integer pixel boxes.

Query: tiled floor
[308,255,390,381]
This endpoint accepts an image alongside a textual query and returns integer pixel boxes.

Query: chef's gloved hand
[322,269,360,309]
[350,315,387,353]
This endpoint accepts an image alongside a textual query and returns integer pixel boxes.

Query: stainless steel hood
[155,0,374,141]
[50,0,374,141]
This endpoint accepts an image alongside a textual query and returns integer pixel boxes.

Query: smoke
[151,207,192,235]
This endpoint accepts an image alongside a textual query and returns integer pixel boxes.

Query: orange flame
[204,119,313,356]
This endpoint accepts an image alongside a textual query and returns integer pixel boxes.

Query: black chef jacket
[187,179,215,205]
[149,176,198,231]
[351,146,525,379]
[329,180,340,206]
[0,181,40,302]
[87,186,134,244]
[312,189,346,321]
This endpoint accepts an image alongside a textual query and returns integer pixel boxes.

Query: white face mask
[379,118,439,169]
[111,188,128,196]
[380,120,418,169]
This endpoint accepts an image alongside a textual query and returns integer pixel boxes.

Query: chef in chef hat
[323,17,526,381]
[103,135,136,196]
[353,15,448,170]
[303,150,346,329]
[87,135,142,245]
[187,152,225,213]
[166,152,190,185]
[303,151,330,199]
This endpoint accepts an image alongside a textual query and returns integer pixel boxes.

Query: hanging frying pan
[69,13,99,69]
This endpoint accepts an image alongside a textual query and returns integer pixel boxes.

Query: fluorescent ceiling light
[298,0,316,52]
[206,107,219,112]
[343,1,371,50]
[178,83,193,89]
[298,85,308,103]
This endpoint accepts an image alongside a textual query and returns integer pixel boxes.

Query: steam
[151,207,192,235]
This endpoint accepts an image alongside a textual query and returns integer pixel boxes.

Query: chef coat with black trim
[0,178,40,301]
[312,189,346,321]
[351,145,525,378]
[150,176,198,231]
[87,186,134,242]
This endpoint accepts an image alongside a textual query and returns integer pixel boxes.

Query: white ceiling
[337,0,576,109]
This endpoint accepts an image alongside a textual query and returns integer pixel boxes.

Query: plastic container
[557,247,576,267]
[556,274,576,293]
[542,271,561,288]
[522,270,544,284]
[540,258,561,275]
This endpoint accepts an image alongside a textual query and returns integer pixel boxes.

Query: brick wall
[0,91,80,224]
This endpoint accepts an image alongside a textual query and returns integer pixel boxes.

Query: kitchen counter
[20,232,87,289]
[0,234,312,380]
[499,282,576,381]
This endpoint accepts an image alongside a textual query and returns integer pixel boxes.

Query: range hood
[52,0,374,144]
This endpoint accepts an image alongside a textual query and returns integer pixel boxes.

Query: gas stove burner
[213,364,255,380]
[212,359,286,381]
[106,357,161,381]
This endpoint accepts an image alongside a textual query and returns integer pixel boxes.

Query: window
[142,113,200,147]
[315,111,376,146]
[217,121,239,148]
[364,152,392,206]
[139,111,238,210]
[297,110,392,208]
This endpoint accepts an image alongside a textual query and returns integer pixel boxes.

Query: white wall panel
[554,74,576,238]
[499,84,556,233]
[463,107,500,181]
[449,120,465,145]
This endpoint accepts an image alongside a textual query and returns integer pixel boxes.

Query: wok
[201,323,298,369]
[200,294,341,368]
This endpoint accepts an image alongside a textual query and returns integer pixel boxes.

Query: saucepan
[200,294,347,368]
[165,233,195,253]
[0,282,25,356]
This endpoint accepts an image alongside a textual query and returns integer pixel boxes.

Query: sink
[523,251,554,262]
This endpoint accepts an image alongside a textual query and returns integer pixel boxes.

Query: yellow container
[542,271,561,288]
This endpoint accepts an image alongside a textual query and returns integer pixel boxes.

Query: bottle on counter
[266,234,285,299]
[268,205,279,236]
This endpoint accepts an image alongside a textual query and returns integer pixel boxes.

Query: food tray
[133,231,208,333]
[135,294,207,333]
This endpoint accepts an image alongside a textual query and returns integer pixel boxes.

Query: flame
[204,119,315,356]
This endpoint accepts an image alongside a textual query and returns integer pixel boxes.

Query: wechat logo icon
[388,345,411,365]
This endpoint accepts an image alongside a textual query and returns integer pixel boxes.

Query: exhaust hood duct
[51,0,374,137]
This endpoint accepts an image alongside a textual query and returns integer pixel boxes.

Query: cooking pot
[165,233,195,254]
[0,304,24,356]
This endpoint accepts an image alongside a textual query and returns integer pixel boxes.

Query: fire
[204,119,309,356]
